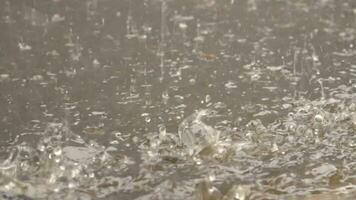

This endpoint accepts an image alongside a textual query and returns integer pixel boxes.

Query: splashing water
[178,109,220,155]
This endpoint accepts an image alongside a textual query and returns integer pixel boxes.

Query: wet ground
[0,0,356,199]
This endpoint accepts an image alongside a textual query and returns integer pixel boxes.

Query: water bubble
[314,114,324,123]
[53,147,62,156]
[114,132,122,138]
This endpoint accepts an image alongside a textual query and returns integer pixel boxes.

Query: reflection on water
[0,0,356,199]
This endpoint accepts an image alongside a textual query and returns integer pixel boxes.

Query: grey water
[0,0,356,199]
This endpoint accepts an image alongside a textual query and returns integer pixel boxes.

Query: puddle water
[0,0,356,199]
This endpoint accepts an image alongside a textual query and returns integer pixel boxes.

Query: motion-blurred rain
[0,0,355,199]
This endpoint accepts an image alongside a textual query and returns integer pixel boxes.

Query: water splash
[178,109,220,155]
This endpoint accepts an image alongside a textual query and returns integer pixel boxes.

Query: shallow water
[0,0,356,199]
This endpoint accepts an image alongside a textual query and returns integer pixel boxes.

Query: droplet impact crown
[178,109,220,154]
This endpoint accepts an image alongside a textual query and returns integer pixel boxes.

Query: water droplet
[68,182,75,189]
[205,95,211,103]
[271,143,279,152]
[314,114,324,122]
[53,147,62,156]
[159,124,167,139]
[208,173,216,182]
[179,22,188,30]
[89,172,95,178]
[71,168,81,178]
[145,116,151,123]
[162,90,169,104]
[4,182,15,190]
[0,74,10,82]
[114,132,122,138]
[18,42,32,51]
[189,78,196,85]
[194,157,202,165]
[178,109,219,154]
[38,144,46,152]
[250,73,260,81]
[48,174,57,183]
[132,136,139,143]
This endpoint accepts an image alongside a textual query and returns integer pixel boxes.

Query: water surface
[0,0,356,199]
